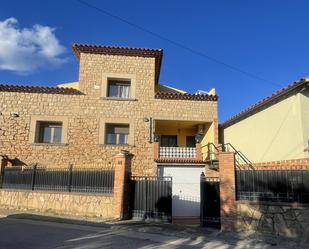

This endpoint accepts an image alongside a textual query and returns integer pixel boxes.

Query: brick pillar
[218,152,236,231]
[196,143,202,160]
[154,142,159,160]
[113,150,131,220]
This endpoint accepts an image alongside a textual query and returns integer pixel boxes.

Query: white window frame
[29,115,68,145]
[107,79,131,98]
[38,121,63,144]
[99,118,134,146]
[105,123,129,145]
[102,73,136,99]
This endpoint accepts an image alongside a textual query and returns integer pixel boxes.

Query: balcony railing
[159,147,196,158]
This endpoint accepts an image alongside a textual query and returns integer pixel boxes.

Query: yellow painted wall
[57,82,80,90]
[223,92,308,162]
[155,122,214,152]
[155,125,196,147]
[201,123,214,159]
[300,89,309,152]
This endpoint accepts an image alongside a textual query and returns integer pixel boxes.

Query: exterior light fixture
[11,112,19,118]
[143,117,149,122]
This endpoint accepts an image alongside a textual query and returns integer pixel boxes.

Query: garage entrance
[158,165,204,223]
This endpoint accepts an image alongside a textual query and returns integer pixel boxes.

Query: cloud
[0,17,67,73]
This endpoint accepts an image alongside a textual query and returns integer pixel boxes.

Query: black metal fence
[236,168,309,203]
[1,166,114,194]
[130,176,172,221]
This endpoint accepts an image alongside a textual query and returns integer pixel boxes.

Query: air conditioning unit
[197,124,204,134]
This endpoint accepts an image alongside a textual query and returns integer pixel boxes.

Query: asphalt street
[0,215,307,249]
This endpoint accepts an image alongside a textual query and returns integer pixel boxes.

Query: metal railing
[202,143,219,161]
[202,142,253,169]
[222,143,253,168]
[159,147,196,158]
[1,165,114,194]
[236,168,309,203]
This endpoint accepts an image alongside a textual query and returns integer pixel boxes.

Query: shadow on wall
[155,196,172,216]
[236,169,309,239]
[172,195,200,217]
[0,156,27,167]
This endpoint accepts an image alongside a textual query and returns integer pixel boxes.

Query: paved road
[0,216,307,249]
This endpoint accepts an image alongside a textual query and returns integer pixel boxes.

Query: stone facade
[0,48,217,176]
[0,189,113,218]
[237,201,309,239]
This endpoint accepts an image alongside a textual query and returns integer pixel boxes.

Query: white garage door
[159,166,204,219]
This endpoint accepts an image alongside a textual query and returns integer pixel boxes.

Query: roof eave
[221,78,309,128]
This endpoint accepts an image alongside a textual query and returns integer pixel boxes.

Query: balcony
[153,119,215,163]
[154,142,203,163]
[159,146,196,158]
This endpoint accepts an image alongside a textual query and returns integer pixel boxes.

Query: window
[37,121,62,144]
[160,135,177,147]
[105,124,129,145]
[107,79,131,98]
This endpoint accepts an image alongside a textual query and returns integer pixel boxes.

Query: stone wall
[237,201,309,239]
[0,53,217,176]
[0,189,113,218]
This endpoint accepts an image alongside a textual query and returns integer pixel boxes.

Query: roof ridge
[72,43,163,52]
[221,77,309,127]
[0,83,70,88]
[155,91,218,101]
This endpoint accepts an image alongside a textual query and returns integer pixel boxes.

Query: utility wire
[75,0,283,88]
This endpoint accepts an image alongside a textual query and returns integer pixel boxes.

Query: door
[159,166,204,222]
[160,135,177,147]
[186,136,196,147]
[200,177,221,228]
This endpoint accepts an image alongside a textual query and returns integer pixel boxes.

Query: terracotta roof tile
[0,84,83,95]
[155,91,218,101]
[221,77,309,128]
[72,43,163,84]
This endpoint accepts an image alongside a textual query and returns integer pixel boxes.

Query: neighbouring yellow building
[221,77,309,163]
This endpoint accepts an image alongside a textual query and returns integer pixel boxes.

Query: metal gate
[130,176,172,222]
[200,175,221,228]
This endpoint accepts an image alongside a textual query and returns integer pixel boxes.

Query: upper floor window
[37,121,62,144]
[105,124,129,145]
[107,79,131,98]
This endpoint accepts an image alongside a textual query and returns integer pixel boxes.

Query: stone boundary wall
[237,201,309,239]
[0,189,114,218]
[0,151,131,220]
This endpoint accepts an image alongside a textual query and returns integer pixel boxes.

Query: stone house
[0,44,218,177]
[220,77,309,162]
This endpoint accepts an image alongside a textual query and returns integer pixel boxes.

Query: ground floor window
[37,121,62,144]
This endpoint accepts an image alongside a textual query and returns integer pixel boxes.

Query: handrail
[223,143,252,166]
[201,142,220,161]
[201,142,253,169]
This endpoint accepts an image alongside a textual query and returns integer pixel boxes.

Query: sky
[1,0,309,122]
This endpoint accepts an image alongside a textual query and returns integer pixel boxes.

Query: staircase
[203,142,253,169]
